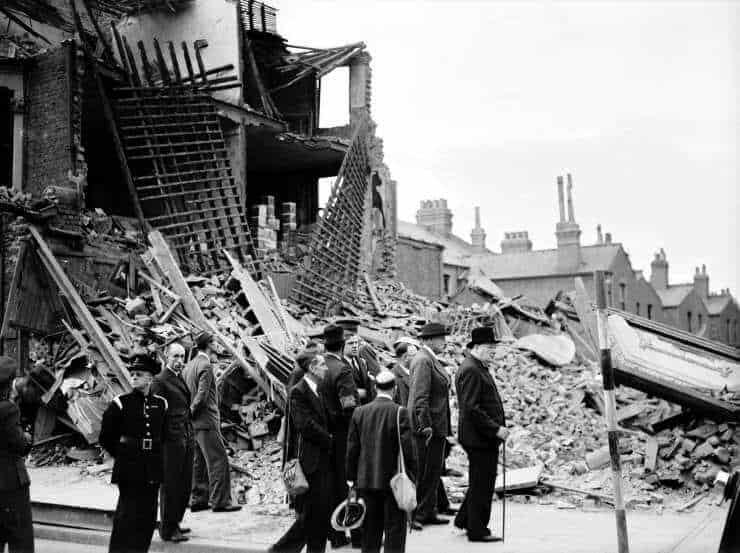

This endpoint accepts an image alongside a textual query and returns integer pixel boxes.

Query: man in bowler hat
[321,324,360,548]
[407,323,452,529]
[100,354,168,553]
[453,327,508,542]
[0,356,33,553]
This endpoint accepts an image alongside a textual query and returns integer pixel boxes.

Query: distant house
[706,292,739,346]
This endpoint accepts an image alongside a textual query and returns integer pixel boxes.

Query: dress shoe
[212,504,242,513]
[410,520,424,531]
[439,506,458,515]
[189,503,209,512]
[162,529,189,542]
[421,517,449,526]
[468,534,502,543]
[178,526,191,534]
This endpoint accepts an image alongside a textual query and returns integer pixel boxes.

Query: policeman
[0,355,34,553]
[100,354,168,553]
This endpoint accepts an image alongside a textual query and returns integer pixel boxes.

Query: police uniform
[0,356,34,553]
[99,356,167,553]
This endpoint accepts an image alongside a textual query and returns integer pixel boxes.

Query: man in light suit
[151,343,193,542]
[347,370,416,553]
[407,323,451,530]
[183,331,241,513]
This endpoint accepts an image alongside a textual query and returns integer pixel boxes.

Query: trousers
[413,435,446,521]
[361,489,407,553]
[192,429,232,508]
[160,434,194,537]
[454,446,499,538]
[271,468,333,553]
[109,483,158,553]
[0,485,33,553]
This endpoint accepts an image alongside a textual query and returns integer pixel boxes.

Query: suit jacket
[321,353,358,432]
[455,352,505,450]
[359,344,381,377]
[346,396,416,491]
[347,356,375,405]
[391,363,411,407]
[151,368,193,442]
[288,378,332,475]
[183,352,220,431]
[99,390,167,485]
[0,400,31,491]
[407,347,451,437]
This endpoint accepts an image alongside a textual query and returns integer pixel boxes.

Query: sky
[272,0,739,294]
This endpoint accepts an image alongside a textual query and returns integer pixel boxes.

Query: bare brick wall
[24,45,73,198]
[396,237,443,299]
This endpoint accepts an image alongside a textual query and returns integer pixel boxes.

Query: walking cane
[502,439,506,543]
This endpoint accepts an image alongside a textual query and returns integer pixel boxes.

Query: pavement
[30,466,725,553]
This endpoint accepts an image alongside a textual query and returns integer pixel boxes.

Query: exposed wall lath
[291,117,372,314]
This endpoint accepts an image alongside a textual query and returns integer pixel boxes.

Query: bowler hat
[330,496,366,532]
[194,330,213,350]
[0,356,15,387]
[467,326,498,349]
[333,318,360,333]
[418,322,448,339]
[129,354,160,375]
[322,324,345,347]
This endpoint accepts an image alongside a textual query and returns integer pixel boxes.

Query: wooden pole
[594,270,629,553]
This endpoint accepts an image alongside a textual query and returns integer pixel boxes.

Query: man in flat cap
[407,322,451,529]
[321,324,360,548]
[183,331,241,513]
[347,369,416,553]
[100,354,168,553]
[0,356,33,553]
[453,327,508,542]
[151,343,193,542]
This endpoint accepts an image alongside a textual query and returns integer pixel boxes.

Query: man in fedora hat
[100,354,168,553]
[0,356,33,553]
[347,369,416,553]
[453,326,508,542]
[320,324,360,548]
[407,322,452,529]
[183,331,241,513]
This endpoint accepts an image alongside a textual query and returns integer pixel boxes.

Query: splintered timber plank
[29,227,132,393]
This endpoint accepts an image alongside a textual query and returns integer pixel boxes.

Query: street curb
[34,524,268,552]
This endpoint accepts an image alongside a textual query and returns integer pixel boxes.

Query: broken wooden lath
[291,117,372,314]
[238,0,278,34]
[108,32,259,276]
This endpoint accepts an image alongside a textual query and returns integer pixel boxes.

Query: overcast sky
[273,0,739,294]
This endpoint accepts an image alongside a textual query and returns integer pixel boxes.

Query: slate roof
[467,244,623,280]
[397,220,484,267]
[656,283,694,308]
[706,294,733,315]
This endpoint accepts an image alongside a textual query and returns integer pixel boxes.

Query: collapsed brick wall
[0,216,28,358]
[23,44,74,198]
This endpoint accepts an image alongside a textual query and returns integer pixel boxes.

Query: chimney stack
[470,206,487,252]
[596,224,603,244]
[557,176,565,223]
[694,264,709,300]
[650,249,669,290]
[501,231,533,254]
[555,173,581,268]
[605,232,612,245]
[416,199,453,236]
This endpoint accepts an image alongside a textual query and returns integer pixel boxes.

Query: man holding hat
[453,326,508,542]
[0,355,33,553]
[407,323,452,529]
[346,369,416,553]
[183,331,241,513]
[321,324,361,548]
[100,354,168,553]
[151,342,193,542]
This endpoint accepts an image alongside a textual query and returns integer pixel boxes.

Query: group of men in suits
[273,319,508,552]
[99,331,241,553]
